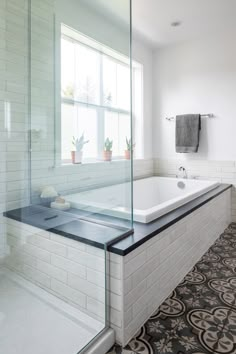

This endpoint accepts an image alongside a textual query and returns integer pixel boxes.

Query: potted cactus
[124,137,135,160]
[103,138,113,161]
[71,134,89,164]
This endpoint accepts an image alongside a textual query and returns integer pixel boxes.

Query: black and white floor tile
[107,223,236,354]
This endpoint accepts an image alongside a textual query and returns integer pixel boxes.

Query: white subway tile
[37,259,67,283]
[68,273,105,303]
[51,254,86,279]
[51,278,86,309]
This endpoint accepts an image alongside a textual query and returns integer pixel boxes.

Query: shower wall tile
[0,0,29,258]
[51,278,86,309]
[3,217,110,324]
[0,0,154,248]
[51,254,86,279]
[30,159,154,205]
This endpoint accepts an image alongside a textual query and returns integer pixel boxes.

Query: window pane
[61,38,75,98]
[105,111,130,156]
[119,113,131,152]
[77,106,98,159]
[61,104,98,160]
[117,63,130,111]
[103,56,117,107]
[61,103,77,160]
[75,44,100,104]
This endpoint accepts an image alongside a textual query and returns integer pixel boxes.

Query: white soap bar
[50,201,71,211]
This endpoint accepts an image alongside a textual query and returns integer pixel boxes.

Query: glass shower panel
[0,0,131,353]
[30,0,133,223]
[29,0,132,353]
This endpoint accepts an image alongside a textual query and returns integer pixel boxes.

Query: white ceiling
[133,0,236,47]
[82,0,236,48]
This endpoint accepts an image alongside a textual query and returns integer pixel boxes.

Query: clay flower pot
[124,150,131,160]
[71,151,83,164]
[103,151,112,161]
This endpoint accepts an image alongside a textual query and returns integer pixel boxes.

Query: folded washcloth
[176,114,201,153]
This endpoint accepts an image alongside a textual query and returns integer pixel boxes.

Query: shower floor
[0,268,104,354]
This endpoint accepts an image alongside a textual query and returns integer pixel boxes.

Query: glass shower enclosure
[0,0,132,353]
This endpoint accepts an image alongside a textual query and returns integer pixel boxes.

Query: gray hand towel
[176,114,201,153]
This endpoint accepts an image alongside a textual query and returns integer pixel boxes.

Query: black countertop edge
[108,184,232,256]
[3,184,232,257]
[3,210,127,251]
[1,212,99,248]
[48,227,105,250]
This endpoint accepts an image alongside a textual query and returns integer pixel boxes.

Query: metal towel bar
[166,114,214,121]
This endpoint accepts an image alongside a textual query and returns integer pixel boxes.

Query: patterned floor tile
[107,223,236,354]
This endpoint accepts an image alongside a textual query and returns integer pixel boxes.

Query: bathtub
[65,177,219,223]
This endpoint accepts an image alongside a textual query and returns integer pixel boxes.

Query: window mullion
[97,54,104,158]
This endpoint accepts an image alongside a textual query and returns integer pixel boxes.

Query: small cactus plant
[104,138,113,152]
[103,137,113,161]
[71,134,89,164]
[126,137,135,151]
[72,134,89,152]
[125,137,135,160]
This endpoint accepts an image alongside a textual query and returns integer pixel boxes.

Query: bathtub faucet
[178,166,188,179]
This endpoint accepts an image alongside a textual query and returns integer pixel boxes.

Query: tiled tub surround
[108,189,231,346]
[3,186,232,346]
[108,222,236,354]
[65,177,219,224]
[154,158,236,222]
[3,217,108,325]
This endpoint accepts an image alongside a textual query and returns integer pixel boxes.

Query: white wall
[153,29,236,161]
[56,0,130,56]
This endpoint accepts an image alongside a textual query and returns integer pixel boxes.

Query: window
[61,25,143,162]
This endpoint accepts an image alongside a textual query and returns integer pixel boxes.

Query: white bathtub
[65,177,219,223]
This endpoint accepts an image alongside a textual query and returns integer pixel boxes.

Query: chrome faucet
[178,166,188,179]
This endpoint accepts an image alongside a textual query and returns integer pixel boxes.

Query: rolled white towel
[40,186,58,199]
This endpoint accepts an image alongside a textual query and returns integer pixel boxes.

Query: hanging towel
[176,114,201,153]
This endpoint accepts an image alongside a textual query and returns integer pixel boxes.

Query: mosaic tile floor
[107,223,236,354]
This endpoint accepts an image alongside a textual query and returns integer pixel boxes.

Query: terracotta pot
[124,150,131,160]
[103,150,112,161]
[71,151,83,164]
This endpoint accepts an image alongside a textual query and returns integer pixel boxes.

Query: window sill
[59,157,144,168]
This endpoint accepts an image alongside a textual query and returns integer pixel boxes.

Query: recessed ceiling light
[171,21,182,27]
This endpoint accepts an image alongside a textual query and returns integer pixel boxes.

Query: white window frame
[60,24,143,164]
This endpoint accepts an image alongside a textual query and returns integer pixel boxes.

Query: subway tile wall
[154,158,236,222]
[110,190,231,346]
[0,0,153,259]
[0,0,29,258]
[4,217,107,324]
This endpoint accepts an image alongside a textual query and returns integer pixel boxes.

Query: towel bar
[166,114,214,121]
